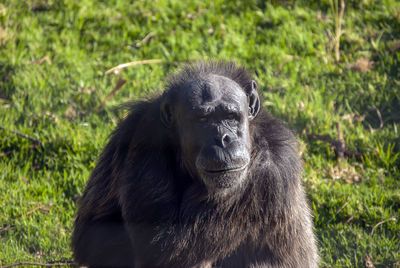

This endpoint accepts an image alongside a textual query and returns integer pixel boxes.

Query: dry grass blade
[335,0,345,62]
[95,78,127,110]
[370,216,396,237]
[305,122,364,162]
[1,260,75,268]
[0,225,15,232]
[274,55,297,76]
[26,55,51,65]
[335,201,349,216]
[26,205,44,216]
[105,59,163,75]
[327,201,350,223]
[345,215,354,223]
[0,126,42,144]
[375,107,383,128]
[136,32,155,47]
[25,203,54,216]
[329,0,345,62]
[306,133,337,144]
[335,121,345,161]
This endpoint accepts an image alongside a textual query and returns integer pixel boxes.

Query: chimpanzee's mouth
[203,165,248,174]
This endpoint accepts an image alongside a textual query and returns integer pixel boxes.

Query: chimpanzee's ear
[248,80,260,120]
[160,99,173,128]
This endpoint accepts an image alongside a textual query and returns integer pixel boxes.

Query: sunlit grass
[0,0,399,266]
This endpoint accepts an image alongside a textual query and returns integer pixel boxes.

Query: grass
[0,0,399,267]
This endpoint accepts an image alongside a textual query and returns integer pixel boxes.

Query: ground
[0,0,399,267]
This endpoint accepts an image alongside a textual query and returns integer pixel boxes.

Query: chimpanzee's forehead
[180,74,247,108]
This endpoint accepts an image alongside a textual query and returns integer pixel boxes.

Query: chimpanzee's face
[172,74,259,190]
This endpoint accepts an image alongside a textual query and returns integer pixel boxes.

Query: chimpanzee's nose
[215,133,232,148]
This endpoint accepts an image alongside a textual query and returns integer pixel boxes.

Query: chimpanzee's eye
[227,113,235,120]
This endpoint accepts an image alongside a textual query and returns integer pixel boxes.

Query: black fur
[72,61,318,268]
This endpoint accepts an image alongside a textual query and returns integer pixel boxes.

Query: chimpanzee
[72,61,318,268]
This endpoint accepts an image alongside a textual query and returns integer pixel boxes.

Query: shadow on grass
[0,63,16,100]
[0,133,97,200]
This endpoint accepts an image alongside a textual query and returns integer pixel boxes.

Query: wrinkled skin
[72,62,319,268]
[161,74,259,191]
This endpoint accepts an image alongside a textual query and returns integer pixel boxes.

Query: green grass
[1,0,399,267]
